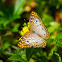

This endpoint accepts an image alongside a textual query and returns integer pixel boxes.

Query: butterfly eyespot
[27,41,29,42]
[36,20,37,22]
[44,33,47,36]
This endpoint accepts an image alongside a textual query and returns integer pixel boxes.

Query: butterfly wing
[29,11,50,39]
[18,31,47,48]
[29,11,42,29]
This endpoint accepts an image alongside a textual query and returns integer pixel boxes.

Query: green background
[0,0,62,62]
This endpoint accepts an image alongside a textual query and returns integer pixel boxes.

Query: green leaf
[36,56,48,62]
[48,45,58,58]
[40,56,48,62]
[46,39,52,46]
[50,34,56,39]
[21,54,27,61]
[3,20,10,27]
[5,52,14,56]
[8,54,24,61]
[26,48,33,61]
[0,60,3,62]
[11,45,19,50]
[14,0,25,15]
[0,18,10,27]
[50,22,60,28]
[17,49,22,54]
[12,23,20,32]
[52,53,61,62]
[42,15,54,26]
[1,43,10,52]
[0,11,4,16]
[12,14,21,20]
[56,33,62,39]
[48,26,56,33]
[54,39,62,47]
[48,22,60,33]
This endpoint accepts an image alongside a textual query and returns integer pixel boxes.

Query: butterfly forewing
[18,31,47,48]
[29,11,42,29]
[29,11,50,39]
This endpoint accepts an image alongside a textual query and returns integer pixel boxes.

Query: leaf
[42,15,54,26]
[40,56,48,62]
[48,45,58,58]
[21,54,27,61]
[56,33,62,39]
[5,52,14,56]
[8,54,24,61]
[1,43,10,52]
[48,22,60,33]
[36,56,48,62]
[14,0,26,15]
[11,45,19,50]
[50,22,60,28]
[54,39,62,47]
[29,58,35,62]
[48,26,56,33]
[12,14,21,20]
[50,34,56,39]
[0,11,4,16]
[46,39,52,46]
[0,18,10,27]
[17,49,22,54]
[26,48,33,61]
[12,23,20,32]
[52,53,61,62]
[0,60,3,62]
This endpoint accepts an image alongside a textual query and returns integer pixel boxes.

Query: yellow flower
[21,26,29,35]
[21,31,24,35]
[22,26,29,33]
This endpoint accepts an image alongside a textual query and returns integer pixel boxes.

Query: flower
[21,31,24,35]
[21,26,29,35]
[22,26,29,33]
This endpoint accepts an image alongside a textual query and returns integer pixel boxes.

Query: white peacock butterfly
[18,11,50,48]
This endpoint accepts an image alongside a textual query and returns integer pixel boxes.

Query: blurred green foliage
[0,0,62,62]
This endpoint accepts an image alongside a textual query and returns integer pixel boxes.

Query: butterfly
[18,11,50,48]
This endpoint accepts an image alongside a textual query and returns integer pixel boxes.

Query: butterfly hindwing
[18,31,47,48]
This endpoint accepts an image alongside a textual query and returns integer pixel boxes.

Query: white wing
[29,11,50,39]
[18,31,46,48]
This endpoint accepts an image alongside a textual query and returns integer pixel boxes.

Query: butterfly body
[18,11,50,48]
